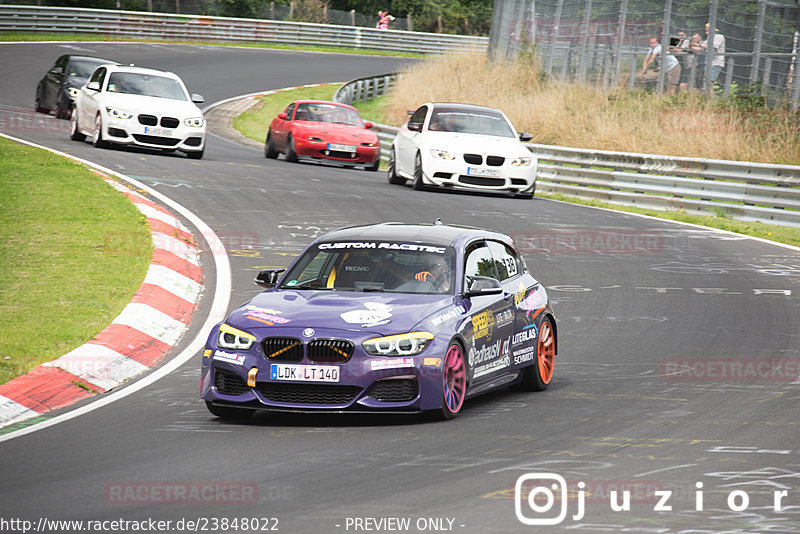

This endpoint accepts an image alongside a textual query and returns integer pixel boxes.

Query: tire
[366,158,380,172]
[285,134,298,162]
[515,182,536,199]
[517,317,556,391]
[69,110,85,141]
[434,341,467,420]
[92,114,109,148]
[186,148,204,160]
[205,401,255,420]
[412,152,426,190]
[387,147,404,184]
[264,131,278,159]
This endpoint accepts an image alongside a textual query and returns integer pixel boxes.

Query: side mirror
[518,131,533,142]
[278,112,288,120]
[255,269,285,288]
[86,81,100,91]
[363,121,373,129]
[191,93,204,104]
[407,122,422,132]
[464,276,503,297]
[51,67,63,75]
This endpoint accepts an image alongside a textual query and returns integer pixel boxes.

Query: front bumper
[102,115,205,152]
[421,153,536,194]
[201,334,448,414]
[293,138,379,165]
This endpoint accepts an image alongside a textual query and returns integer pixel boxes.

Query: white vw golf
[388,102,537,198]
[70,64,206,159]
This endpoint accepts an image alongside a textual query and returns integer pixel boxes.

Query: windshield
[106,73,188,101]
[69,60,110,79]
[280,241,456,294]
[428,109,516,138]
[294,103,363,126]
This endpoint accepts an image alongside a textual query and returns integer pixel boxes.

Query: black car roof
[67,56,120,64]
[319,222,513,249]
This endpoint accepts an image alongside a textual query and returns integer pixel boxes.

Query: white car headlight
[105,107,133,120]
[430,149,456,160]
[511,156,533,167]
[362,331,434,356]
[184,117,205,128]
[217,323,256,350]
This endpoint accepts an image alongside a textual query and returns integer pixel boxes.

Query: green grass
[538,192,800,247]
[0,137,152,385]
[0,33,424,58]
[234,84,342,142]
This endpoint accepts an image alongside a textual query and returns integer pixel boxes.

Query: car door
[395,105,427,175]
[78,66,107,130]
[42,55,68,109]
[484,240,543,372]
[463,240,516,384]
[271,102,295,149]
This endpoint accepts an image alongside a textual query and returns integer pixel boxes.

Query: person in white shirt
[642,37,681,94]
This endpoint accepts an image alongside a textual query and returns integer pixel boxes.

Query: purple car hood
[227,290,454,335]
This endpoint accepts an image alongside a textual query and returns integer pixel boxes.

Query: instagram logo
[515,473,571,525]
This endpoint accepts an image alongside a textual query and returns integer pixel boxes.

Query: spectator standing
[642,37,681,94]
[670,31,691,92]
[686,33,704,90]
[701,23,726,90]
[376,9,394,30]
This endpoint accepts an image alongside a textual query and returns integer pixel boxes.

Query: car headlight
[184,117,205,128]
[430,149,455,160]
[67,87,79,98]
[362,331,434,356]
[217,323,256,350]
[511,156,533,167]
[105,107,133,120]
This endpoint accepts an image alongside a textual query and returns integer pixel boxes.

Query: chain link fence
[489,0,800,109]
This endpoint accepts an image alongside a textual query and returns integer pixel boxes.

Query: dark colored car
[265,100,381,171]
[202,220,557,421]
[35,55,120,119]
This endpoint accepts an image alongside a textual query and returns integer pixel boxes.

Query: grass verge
[0,137,152,385]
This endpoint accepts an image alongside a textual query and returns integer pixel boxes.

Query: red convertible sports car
[264,100,381,171]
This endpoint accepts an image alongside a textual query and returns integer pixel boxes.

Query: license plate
[466,167,500,177]
[327,143,357,153]
[143,126,171,136]
[270,363,340,383]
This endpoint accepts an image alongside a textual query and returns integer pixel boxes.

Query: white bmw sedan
[70,65,206,159]
[388,102,537,198]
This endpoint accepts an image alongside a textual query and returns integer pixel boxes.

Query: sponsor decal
[431,306,464,326]
[423,358,442,367]
[370,358,415,371]
[513,345,537,365]
[472,309,495,340]
[474,355,511,378]
[319,242,446,254]
[340,302,393,327]
[512,324,538,346]
[213,350,246,366]
[517,285,547,311]
[243,305,290,326]
[495,308,514,327]
[468,336,511,368]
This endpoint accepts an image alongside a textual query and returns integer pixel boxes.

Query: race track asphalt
[1,42,799,534]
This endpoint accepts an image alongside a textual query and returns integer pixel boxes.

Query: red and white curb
[0,173,202,428]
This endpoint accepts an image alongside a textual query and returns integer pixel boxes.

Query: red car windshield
[294,103,362,126]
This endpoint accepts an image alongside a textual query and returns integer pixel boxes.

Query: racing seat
[331,253,373,289]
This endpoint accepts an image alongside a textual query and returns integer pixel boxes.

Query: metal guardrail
[335,74,800,227]
[333,74,397,105]
[0,5,488,55]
